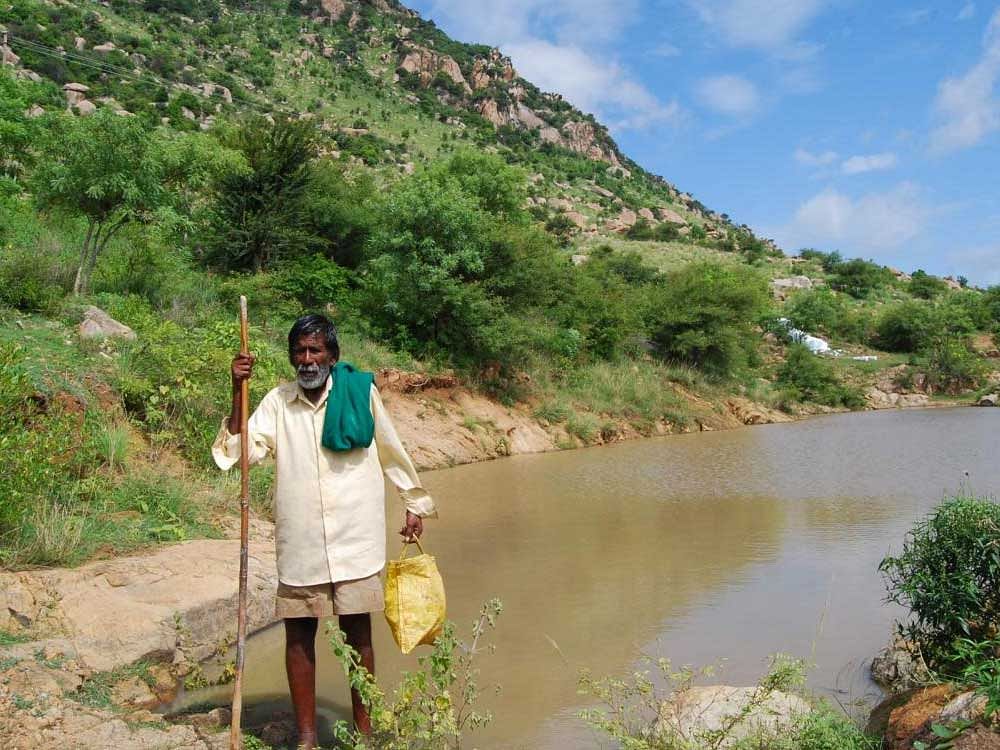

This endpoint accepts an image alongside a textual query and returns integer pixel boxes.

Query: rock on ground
[1,536,277,673]
[876,684,1000,750]
[658,686,810,748]
[871,639,930,692]
[78,306,136,341]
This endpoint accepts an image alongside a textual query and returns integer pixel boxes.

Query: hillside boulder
[63,82,89,107]
[658,207,686,224]
[516,103,544,129]
[470,49,516,90]
[978,393,998,407]
[398,44,471,94]
[771,276,813,300]
[78,306,136,341]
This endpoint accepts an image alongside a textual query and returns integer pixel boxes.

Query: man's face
[292,332,336,390]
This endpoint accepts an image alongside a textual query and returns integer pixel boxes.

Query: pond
[181,406,999,748]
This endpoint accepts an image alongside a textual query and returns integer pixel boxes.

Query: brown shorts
[275,573,384,618]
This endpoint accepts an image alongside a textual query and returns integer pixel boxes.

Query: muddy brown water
[179,407,998,748]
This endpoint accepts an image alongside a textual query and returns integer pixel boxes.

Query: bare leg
[339,613,374,735]
[284,617,319,749]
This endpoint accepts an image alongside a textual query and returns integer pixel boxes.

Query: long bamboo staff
[229,295,251,750]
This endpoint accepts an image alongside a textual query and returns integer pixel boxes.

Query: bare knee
[339,613,372,648]
[285,617,318,654]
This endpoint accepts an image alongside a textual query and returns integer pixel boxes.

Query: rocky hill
[1,0,748,245]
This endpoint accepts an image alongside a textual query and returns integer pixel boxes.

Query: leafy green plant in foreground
[880,495,1000,672]
[327,599,503,750]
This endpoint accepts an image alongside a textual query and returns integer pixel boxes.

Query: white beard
[297,363,331,390]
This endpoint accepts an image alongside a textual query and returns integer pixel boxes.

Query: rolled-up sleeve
[211,390,279,470]
[372,385,437,518]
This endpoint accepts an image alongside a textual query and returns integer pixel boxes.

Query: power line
[8,33,293,118]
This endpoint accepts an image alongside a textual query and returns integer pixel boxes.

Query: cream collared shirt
[212,378,436,586]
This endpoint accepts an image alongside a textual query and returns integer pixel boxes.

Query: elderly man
[212,313,436,748]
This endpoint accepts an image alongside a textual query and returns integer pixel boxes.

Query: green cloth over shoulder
[321,361,375,452]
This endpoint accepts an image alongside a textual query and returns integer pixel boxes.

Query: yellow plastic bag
[384,539,446,654]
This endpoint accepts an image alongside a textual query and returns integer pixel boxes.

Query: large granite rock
[771,276,813,300]
[13,537,277,672]
[658,686,810,747]
[78,306,136,341]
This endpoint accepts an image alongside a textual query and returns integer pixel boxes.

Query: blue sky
[406,1,1000,287]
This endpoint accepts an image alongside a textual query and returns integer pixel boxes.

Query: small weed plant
[327,599,502,750]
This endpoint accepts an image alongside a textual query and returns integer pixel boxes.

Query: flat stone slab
[4,538,277,673]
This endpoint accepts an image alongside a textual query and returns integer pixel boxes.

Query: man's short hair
[288,314,340,363]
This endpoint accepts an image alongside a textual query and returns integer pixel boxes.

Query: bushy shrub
[909,269,948,299]
[775,344,864,409]
[0,246,66,311]
[304,160,376,269]
[874,300,974,352]
[360,172,510,364]
[783,288,869,342]
[0,341,87,559]
[204,116,320,271]
[923,337,988,393]
[880,495,1000,671]
[827,258,895,299]
[648,262,770,379]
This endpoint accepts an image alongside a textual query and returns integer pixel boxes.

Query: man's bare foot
[297,732,319,749]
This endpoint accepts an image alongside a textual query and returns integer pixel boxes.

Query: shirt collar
[284,374,332,409]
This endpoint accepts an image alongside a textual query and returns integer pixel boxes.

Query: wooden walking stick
[230,295,251,750]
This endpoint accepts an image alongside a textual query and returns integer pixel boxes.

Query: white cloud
[419,0,639,46]
[841,152,898,174]
[794,148,839,167]
[696,75,760,116]
[415,0,682,131]
[929,8,1000,153]
[776,182,928,252]
[505,39,684,129]
[686,0,826,50]
[959,3,976,21]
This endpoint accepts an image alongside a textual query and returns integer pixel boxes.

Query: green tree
[909,269,948,299]
[875,300,974,352]
[304,159,377,269]
[33,110,173,295]
[361,173,509,362]
[205,116,320,271]
[776,344,863,408]
[648,262,770,378]
[784,288,869,342]
[827,258,895,299]
[425,149,526,220]
[0,68,50,194]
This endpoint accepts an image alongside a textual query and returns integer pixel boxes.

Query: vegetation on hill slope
[0,0,999,568]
